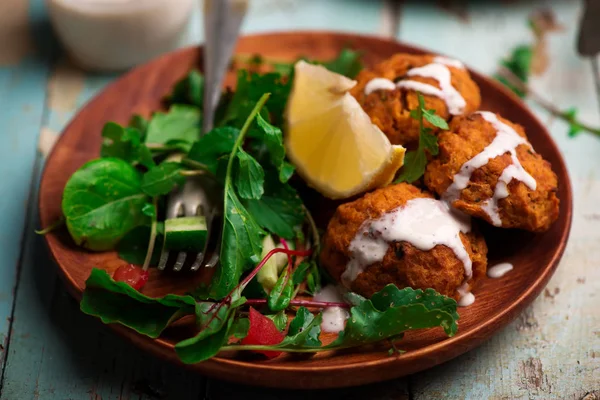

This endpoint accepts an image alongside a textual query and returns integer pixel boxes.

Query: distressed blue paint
[0,0,54,379]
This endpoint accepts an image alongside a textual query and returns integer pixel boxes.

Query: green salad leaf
[267,268,293,312]
[168,70,204,107]
[146,105,201,145]
[395,93,447,184]
[187,127,240,173]
[128,114,149,138]
[495,45,533,98]
[266,311,288,331]
[141,162,186,197]
[81,268,196,338]
[117,223,165,265]
[321,48,363,79]
[279,307,322,348]
[254,114,295,182]
[234,148,265,200]
[62,158,150,251]
[100,122,154,168]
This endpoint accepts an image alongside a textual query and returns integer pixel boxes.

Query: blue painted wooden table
[0,0,598,398]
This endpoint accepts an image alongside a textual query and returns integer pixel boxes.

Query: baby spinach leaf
[267,269,292,312]
[187,127,239,173]
[146,105,201,145]
[100,122,154,168]
[62,158,150,251]
[80,268,196,338]
[244,171,304,239]
[278,307,322,348]
[117,223,164,265]
[266,311,288,332]
[234,148,264,200]
[209,95,271,299]
[255,114,295,182]
[168,70,204,107]
[141,162,185,197]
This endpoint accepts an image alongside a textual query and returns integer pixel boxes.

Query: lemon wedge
[285,61,405,199]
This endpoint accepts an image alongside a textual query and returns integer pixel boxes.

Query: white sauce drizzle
[444,111,537,226]
[363,60,467,115]
[364,77,396,95]
[433,56,465,69]
[487,262,514,278]
[457,283,475,307]
[342,198,472,287]
[313,285,349,333]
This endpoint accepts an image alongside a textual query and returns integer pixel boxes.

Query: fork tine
[173,252,187,272]
[189,252,205,271]
[157,250,170,271]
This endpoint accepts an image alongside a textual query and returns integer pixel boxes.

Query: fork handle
[202,0,248,134]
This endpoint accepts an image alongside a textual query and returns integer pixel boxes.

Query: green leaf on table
[321,48,363,79]
[175,289,246,363]
[141,162,185,197]
[62,158,150,251]
[100,122,154,168]
[565,107,583,137]
[267,269,292,312]
[495,45,533,98]
[255,114,295,182]
[266,311,288,332]
[146,105,201,145]
[81,268,196,338]
[278,307,322,348]
[187,127,240,173]
[168,70,204,107]
[244,170,305,239]
[117,223,164,265]
[234,148,265,200]
[324,285,458,349]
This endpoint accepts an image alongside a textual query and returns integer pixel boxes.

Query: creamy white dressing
[399,63,466,114]
[487,262,514,278]
[457,283,475,307]
[433,56,465,69]
[364,78,396,95]
[444,111,537,226]
[313,285,349,333]
[342,198,472,287]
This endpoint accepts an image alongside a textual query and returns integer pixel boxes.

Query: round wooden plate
[39,32,572,389]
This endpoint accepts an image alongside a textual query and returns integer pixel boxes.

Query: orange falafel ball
[424,112,560,232]
[350,53,481,147]
[320,183,487,299]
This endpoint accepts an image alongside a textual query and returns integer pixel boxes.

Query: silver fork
[157,0,247,271]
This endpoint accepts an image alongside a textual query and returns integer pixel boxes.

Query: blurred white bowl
[47,0,194,71]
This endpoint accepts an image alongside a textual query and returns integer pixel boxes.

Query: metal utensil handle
[202,0,248,134]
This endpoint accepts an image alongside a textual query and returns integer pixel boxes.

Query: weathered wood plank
[398,1,600,399]
[0,0,53,386]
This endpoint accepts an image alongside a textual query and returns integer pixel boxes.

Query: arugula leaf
[175,290,246,364]
[234,148,265,200]
[278,307,322,348]
[62,158,150,251]
[325,286,457,349]
[321,48,363,79]
[395,94,444,183]
[146,105,201,145]
[81,268,195,338]
[117,223,164,265]
[141,162,185,197]
[209,95,270,299]
[168,70,204,107]
[100,122,154,168]
[255,114,295,182]
[267,269,292,312]
[187,127,239,173]
[244,170,305,239]
[292,261,311,285]
[128,114,149,139]
[266,311,288,331]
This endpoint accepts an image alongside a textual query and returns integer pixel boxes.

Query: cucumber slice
[164,216,207,252]
[257,235,295,292]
